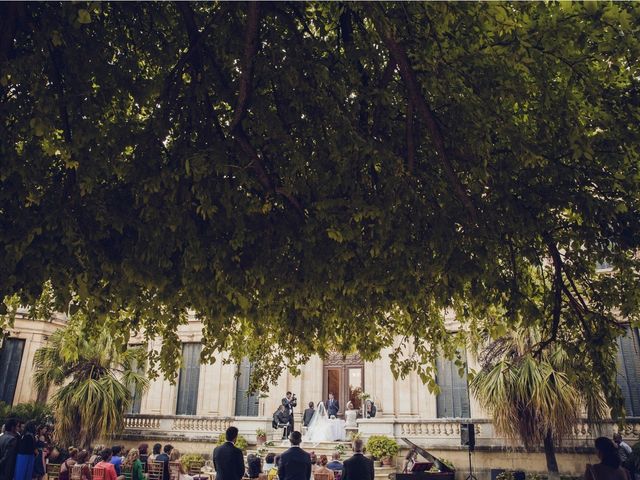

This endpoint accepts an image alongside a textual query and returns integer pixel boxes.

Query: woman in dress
[344,402,358,428]
[168,449,193,480]
[365,400,377,418]
[32,425,47,480]
[59,448,78,480]
[303,402,334,443]
[74,450,93,480]
[314,455,335,479]
[13,421,36,480]
[584,437,630,480]
[122,449,146,480]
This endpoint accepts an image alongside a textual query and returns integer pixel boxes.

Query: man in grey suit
[342,438,374,480]
[0,418,19,480]
[278,431,311,480]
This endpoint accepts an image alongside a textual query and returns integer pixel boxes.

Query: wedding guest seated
[327,452,343,473]
[584,437,630,480]
[168,449,192,480]
[95,448,125,480]
[263,453,275,473]
[137,444,149,471]
[89,446,104,466]
[110,446,123,475]
[155,445,173,480]
[148,444,162,462]
[310,452,318,476]
[74,450,93,480]
[123,448,146,480]
[267,456,280,480]
[247,454,261,479]
[315,455,335,478]
[365,400,377,418]
[59,448,79,480]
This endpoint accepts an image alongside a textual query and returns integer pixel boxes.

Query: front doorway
[323,352,364,417]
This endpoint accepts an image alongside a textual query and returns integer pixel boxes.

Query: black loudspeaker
[461,423,475,449]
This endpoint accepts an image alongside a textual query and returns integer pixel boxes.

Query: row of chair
[44,460,203,480]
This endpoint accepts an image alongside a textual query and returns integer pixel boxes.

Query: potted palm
[366,435,399,466]
[256,428,267,445]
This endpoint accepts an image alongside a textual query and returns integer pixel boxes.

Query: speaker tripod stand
[465,446,477,480]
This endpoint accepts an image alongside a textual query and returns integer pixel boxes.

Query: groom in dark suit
[342,438,374,480]
[212,426,245,480]
[278,431,311,480]
[327,392,339,417]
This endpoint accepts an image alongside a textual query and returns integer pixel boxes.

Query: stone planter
[256,434,267,445]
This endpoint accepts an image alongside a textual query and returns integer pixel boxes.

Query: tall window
[0,338,25,405]
[436,352,470,418]
[176,343,202,415]
[127,353,144,415]
[616,328,640,416]
[235,358,259,416]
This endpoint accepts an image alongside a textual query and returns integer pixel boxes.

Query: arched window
[235,358,259,416]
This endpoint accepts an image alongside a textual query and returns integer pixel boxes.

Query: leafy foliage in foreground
[1,3,640,407]
[33,314,148,448]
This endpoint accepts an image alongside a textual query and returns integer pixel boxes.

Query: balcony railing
[123,414,233,438]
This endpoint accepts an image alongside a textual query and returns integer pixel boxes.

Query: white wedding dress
[303,402,334,443]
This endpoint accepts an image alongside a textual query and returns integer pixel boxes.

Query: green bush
[496,472,514,480]
[0,401,54,425]
[365,435,399,459]
[217,433,248,451]
[180,453,204,471]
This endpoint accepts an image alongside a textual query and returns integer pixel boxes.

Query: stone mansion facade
[2,311,639,477]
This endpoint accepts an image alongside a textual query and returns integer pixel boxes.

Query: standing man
[281,392,297,432]
[278,431,311,480]
[613,433,633,464]
[0,418,19,480]
[213,426,245,480]
[302,402,315,428]
[341,438,374,480]
[327,393,340,418]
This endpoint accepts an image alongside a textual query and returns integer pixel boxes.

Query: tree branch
[230,2,260,133]
[372,13,477,223]
[405,101,415,173]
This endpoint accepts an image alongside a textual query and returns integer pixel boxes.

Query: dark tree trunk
[544,429,560,478]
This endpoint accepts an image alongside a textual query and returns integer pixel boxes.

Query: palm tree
[470,328,608,479]
[33,316,148,448]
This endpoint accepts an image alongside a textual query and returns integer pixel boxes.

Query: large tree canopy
[1,2,639,407]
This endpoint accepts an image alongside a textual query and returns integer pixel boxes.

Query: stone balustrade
[123,414,233,439]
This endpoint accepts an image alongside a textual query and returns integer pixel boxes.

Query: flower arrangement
[496,472,515,480]
[335,444,346,455]
[256,428,266,437]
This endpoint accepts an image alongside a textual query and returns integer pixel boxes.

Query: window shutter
[176,343,202,415]
[235,358,259,416]
[616,328,640,416]
[436,351,470,418]
[0,338,25,405]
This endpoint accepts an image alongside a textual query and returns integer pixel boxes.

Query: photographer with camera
[281,392,297,435]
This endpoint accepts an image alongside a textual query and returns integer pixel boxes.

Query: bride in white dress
[303,402,334,443]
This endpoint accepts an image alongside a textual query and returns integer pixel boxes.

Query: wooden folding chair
[92,468,106,480]
[47,464,62,480]
[314,472,333,480]
[121,465,133,480]
[168,461,181,480]
[70,465,83,480]
[147,461,164,480]
[187,461,204,477]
